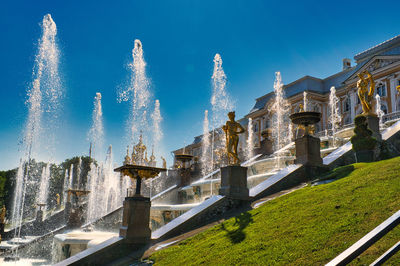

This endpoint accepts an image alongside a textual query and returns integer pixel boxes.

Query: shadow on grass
[220,212,253,244]
[317,164,355,182]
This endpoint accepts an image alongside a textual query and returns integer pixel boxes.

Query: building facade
[173,35,400,165]
[248,34,400,148]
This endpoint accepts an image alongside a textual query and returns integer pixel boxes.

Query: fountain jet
[210,54,234,168]
[271,72,290,168]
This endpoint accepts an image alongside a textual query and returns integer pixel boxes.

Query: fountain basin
[289,111,321,127]
[175,154,194,164]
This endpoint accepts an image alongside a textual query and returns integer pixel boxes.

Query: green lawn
[150,157,400,265]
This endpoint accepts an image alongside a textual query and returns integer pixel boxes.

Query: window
[264,118,270,129]
[376,83,386,97]
[254,121,259,132]
[343,97,351,112]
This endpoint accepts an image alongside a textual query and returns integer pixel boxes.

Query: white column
[390,78,397,112]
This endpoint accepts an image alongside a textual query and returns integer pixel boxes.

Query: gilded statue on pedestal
[222,111,245,165]
[357,70,376,115]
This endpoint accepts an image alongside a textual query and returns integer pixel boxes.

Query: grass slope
[150,157,400,265]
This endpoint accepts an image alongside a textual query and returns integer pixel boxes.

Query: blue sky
[1,0,400,170]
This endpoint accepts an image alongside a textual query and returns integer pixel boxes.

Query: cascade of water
[88,93,104,160]
[12,14,63,242]
[201,110,212,176]
[246,118,254,160]
[271,72,290,169]
[151,99,163,165]
[376,94,385,128]
[87,145,122,223]
[329,86,341,146]
[118,39,151,145]
[76,157,82,189]
[68,164,74,189]
[37,163,51,206]
[86,162,98,223]
[210,54,233,167]
[11,162,24,229]
[303,91,308,111]
[288,123,293,143]
[104,145,121,213]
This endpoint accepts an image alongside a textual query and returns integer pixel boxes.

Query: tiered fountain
[114,140,166,244]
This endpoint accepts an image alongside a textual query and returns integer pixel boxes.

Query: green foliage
[151,157,400,265]
[351,115,377,151]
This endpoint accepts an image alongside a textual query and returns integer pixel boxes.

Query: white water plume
[329,86,341,146]
[303,91,308,111]
[246,118,254,161]
[210,54,234,167]
[151,99,163,165]
[375,94,385,128]
[12,14,63,237]
[87,146,122,223]
[88,92,104,160]
[271,72,290,168]
[118,39,151,144]
[37,163,51,206]
[201,110,212,176]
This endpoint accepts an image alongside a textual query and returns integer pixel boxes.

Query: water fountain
[118,39,151,145]
[271,72,291,169]
[329,86,341,147]
[114,142,166,244]
[376,94,385,128]
[87,92,104,160]
[210,54,233,170]
[201,110,212,176]
[151,99,163,162]
[37,164,50,208]
[8,14,63,261]
[290,111,323,166]
[246,118,254,161]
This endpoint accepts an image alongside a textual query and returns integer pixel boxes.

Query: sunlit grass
[150,157,400,265]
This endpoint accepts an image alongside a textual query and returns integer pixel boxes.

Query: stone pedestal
[0,222,4,236]
[218,166,249,200]
[36,210,44,223]
[295,135,323,166]
[119,196,151,244]
[365,115,382,141]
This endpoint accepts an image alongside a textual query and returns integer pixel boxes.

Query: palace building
[174,34,400,163]
[247,34,400,151]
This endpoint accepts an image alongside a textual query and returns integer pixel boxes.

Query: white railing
[383,111,400,123]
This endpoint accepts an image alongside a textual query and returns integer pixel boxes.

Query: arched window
[264,118,270,129]
[254,121,259,132]
[376,82,386,97]
[343,97,351,112]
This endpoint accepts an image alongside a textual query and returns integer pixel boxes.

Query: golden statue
[357,70,376,115]
[0,205,5,224]
[299,103,304,112]
[396,85,400,95]
[56,193,60,206]
[161,156,167,169]
[124,146,131,165]
[222,111,245,165]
